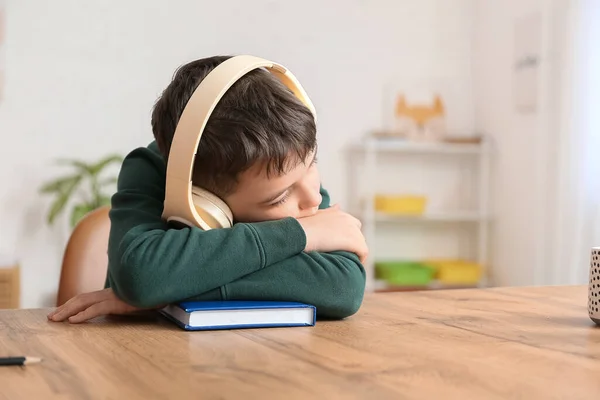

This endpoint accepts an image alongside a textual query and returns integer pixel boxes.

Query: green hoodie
[105,142,365,319]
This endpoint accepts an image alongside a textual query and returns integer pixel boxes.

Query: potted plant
[39,154,123,228]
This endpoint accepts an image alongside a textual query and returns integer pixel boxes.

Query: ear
[433,95,444,112]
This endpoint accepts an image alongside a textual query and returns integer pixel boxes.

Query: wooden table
[1,285,599,399]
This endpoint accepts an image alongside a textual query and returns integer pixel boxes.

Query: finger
[50,292,102,322]
[359,249,369,264]
[348,215,362,229]
[355,218,362,229]
[48,296,83,321]
[47,298,79,319]
[346,238,367,264]
[47,297,79,319]
[355,249,365,264]
[68,301,113,324]
[357,241,369,264]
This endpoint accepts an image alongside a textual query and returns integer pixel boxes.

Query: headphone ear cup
[191,186,234,229]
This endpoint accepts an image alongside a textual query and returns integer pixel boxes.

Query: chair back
[56,206,111,306]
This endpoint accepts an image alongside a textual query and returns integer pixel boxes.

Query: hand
[297,204,368,263]
[47,288,148,324]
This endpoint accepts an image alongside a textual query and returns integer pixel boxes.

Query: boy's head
[151,56,322,223]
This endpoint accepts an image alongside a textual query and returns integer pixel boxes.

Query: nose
[298,185,322,213]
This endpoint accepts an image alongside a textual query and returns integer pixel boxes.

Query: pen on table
[0,357,42,366]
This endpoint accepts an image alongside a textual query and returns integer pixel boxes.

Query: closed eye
[266,153,317,207]
[270,191,291,207]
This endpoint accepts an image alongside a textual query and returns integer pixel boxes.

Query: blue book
[160,300,316,331]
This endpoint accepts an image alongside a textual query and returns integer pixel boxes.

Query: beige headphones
[162,55,317,230]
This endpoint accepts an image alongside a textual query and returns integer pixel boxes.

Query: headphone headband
[162,55,317,228]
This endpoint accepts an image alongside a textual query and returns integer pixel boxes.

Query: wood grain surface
[1,285,599,399]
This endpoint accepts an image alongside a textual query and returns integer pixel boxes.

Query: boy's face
[225,151,322,223]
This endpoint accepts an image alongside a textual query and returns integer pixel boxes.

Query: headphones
[162,55,317,230]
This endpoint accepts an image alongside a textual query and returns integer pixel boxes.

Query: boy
[48,55,367,323]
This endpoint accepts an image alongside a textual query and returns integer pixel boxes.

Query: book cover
[160,300,316,331]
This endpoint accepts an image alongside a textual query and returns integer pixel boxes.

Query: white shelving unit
[346,137,492,292]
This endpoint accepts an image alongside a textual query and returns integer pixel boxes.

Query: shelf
[349,139,486,155]
[356,211,488,223]
[376,211,487,222]
[373,279,481,292]
[349,134,492,292]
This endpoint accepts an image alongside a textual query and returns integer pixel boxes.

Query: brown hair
[151,55,316,197]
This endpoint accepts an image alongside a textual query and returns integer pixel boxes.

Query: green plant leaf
[41,153,122,228]
[70,203,96,228]
[99,177,118,187]
[90,154,123,176]
[47,175,82,225]
[90,194,112,210]
[55,159,95,176]
[98,196,112,206]
[39,174,81,194]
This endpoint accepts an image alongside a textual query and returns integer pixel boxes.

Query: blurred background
[0,0,599,308]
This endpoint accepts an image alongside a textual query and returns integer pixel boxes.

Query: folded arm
[106,144,336,308]
[49,250,365,323]
[191,251,366,319]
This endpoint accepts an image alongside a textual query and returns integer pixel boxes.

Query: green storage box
[375,261,435,286]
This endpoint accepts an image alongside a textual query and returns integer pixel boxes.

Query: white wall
[0,0,476,308]
[548,0,600,285]
[472,0,572,286]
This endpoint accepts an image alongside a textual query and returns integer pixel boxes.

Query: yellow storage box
[374,195,427,215]
[424,259,482,285]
